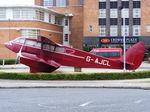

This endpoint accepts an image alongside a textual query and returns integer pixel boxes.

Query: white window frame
[13,8,35,20]
[99,9,106,18]
[43,0,53,7]
[146,25,150,32]
[56,0,66,7]
[121,9,129,18]
[21,29,39,38]
[110,26,118,36]
[133,25,141,36]
[133,8,141,18]
[99,26,106,36]
[0,8,6,20]
[121,26,129,36]
[110,9,118,18]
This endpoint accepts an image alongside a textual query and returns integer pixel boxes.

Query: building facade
[0,0,150,59]
[35,0,150,50]
[0,5,67,59]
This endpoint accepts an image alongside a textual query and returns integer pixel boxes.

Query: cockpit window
[13,37,64,53]
[14,38,25,44]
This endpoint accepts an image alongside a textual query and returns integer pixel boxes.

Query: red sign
[101,38,110,43]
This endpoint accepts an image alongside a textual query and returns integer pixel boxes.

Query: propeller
[15,38,26,64]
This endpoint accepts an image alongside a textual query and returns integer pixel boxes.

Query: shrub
[0,71,149,80]
[0,59,16,65]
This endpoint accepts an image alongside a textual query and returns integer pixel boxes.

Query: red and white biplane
[5,36,145,73]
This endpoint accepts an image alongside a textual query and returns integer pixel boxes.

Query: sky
[0,0,34,6]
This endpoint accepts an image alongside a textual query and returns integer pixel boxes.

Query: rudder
[120,42,145,70]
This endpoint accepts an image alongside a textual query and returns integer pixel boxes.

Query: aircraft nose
[4,41,12,50]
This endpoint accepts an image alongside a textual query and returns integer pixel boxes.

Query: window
[122,26,129,36]
[133,8,141,18]
[43,0,53,7]
[146,25,150,32]
[43,44,55,51]
[13,8,35,20]
[55,46,64,53]
[121,1,129,8]
[110,9,118,18]
[110,2,118,9]
[21,29,39,38]
[0,8,6,19]
[51,14,55,24]
[14,38,25,44]
[89,25,93,32]
[99,2,106,9]
[110,26,117,36]
[49,14,51,23]
[56,0,66,7]
[64,34,68,42]
[36,42,41,48]
[133,25,140,36]
[96,52,120,58]
[99,26,106,36]
[25,40,37,47]
[99,9,106,18]
[121,18,129,25]
[55,17,63,25]
[64,19,68,26]
[133,1,140,8]
[133,18,140,25]
[36,10,44,21]
[110,18,118,25]
[121,9,129,18]
[79,0,83,5]
[99,18,106,25]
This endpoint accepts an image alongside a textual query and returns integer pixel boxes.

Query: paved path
[0,79,150,89]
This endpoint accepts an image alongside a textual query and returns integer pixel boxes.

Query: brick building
[0,0,150,59]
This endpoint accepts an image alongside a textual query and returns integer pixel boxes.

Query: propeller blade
[15,38,26,64]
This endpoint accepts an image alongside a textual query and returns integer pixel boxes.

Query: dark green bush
[0,71,149,80]
[0,59,16,65]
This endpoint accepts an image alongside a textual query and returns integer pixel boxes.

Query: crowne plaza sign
[100,37,139,44]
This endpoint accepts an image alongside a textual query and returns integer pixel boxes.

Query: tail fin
[120,42,145,70]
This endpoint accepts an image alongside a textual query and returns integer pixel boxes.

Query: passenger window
[50,45,55,51]
[43,44,55,51]
[25,40,37,47]
[43,44,50,50]
[55,47,64,53]
[35,42,41,48]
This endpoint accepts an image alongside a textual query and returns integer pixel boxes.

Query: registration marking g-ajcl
[86,56,110,66]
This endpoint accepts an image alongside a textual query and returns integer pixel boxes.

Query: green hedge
[0,71,150,80]
[0,59,16,65]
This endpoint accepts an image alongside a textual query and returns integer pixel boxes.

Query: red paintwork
[5,36,145,73]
